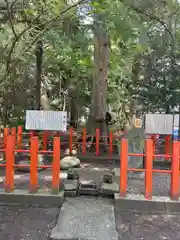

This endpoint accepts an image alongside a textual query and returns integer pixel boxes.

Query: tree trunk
[87,15,109,137]
[35,40,43,110]
[129,55,141,128]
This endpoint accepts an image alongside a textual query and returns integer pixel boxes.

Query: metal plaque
[25,110,67,131]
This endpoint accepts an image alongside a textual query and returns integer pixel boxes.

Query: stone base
[0,189,64,207]
[114,193,180,213]
[64,179,78,197]
[78,180,99,196]
[100,182,119,197]
[50,197,118,240]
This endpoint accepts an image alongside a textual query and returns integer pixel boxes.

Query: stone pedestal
[78,180,99,195]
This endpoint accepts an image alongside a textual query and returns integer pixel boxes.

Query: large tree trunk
[87,16,109,137]
[35,40,43,110]
[67,86,78,129]
[35,40,53,111]
[129,55,141,128]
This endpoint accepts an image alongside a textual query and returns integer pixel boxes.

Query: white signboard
[145,113,177,135]
[25,110,67,131]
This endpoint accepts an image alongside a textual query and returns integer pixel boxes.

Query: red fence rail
[2,135,61,194]
[0,127,178,200]
[0,134,179,200]
[1,126,118,157]
[0,126,174,159]
[120,138,179,201]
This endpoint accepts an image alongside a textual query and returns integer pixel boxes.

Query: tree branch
[120,0,174,41]
[4,0,17,39]
[22,0,88,53]
[0,0,87,84]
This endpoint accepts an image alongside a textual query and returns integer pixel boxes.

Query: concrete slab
[50,197,118,240]
[0,189,64,207]
[100,182,119,196]
[114,193,180,213]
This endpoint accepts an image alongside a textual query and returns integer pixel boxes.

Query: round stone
[60,156,80,170]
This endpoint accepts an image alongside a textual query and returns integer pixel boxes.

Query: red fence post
[120,138,128,197]
[3,127,9,149]
[30,130,35,137]
[170,141,180,200]
[43,131,48,150]
[17,126,22,149]
[52,137,60,194]
[11,127,16,136]
[109,130,113,155]
[145,139,153,199]
[96,128,100,156]
[5,135,15,192]
[165,135,171,160]
[82,128,86,155]
[151,134,156,160]
[69,127,73,155]
[11,127,16,146]
[29,137,38,193]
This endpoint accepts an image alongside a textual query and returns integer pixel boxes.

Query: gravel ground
[115,210,180,240]
[1,201,180,240]
[127,173,172,196]
[0,162,178,240]
[0,205,59,240]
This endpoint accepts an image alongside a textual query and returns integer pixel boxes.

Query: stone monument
[118,127,145,179]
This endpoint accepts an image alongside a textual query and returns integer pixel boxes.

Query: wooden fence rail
[0,132,178,200]
[120,139,179,201]
[0,126,174,158]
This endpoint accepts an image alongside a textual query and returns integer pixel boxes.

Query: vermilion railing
[0,126,174,159]
[2,134,61,194]
[0,126,178,200]
[151,134,172,160]
[120,138,179,201]
[15,126,116,156]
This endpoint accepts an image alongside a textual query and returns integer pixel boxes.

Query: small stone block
[64,179,78,197]
[78,180,99,196]
[103,174,113,184]
[100,182,119,196]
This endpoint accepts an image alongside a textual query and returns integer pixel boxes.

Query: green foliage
[0,0,180,126]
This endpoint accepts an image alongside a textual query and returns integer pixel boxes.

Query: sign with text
[25,110,67,131]
[144,113,178,135]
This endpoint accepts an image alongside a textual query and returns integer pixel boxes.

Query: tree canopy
[0,0,180,129]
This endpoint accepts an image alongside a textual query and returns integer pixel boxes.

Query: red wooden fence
[2,135,61,194]
[14,126,116,156]
[0,126,178,201]
[1,126,171,157]
[120,138,179,200]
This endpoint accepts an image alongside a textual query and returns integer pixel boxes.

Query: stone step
[50,197,118,240]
